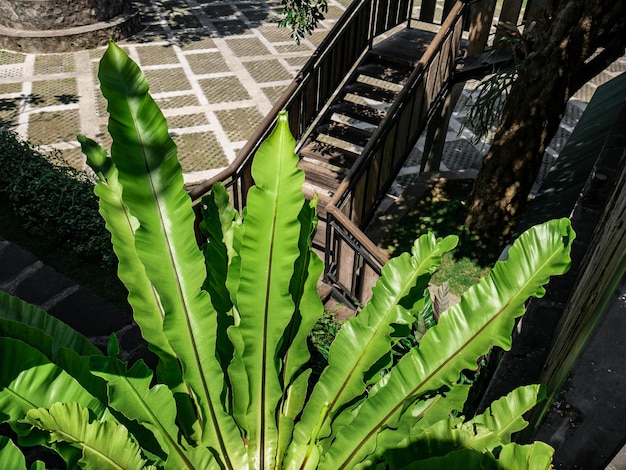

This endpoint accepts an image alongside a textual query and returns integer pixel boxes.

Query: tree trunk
[464,0,626,244]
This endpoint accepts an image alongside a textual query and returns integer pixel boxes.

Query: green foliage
[0,42,575,469]
[278,0,328,43]
[0,130,115,268]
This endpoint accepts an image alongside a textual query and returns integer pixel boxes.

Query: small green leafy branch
[0,41,574,469]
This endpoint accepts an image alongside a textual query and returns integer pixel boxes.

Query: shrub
[0,131,115,267]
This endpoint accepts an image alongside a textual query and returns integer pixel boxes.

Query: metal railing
[189,0,469,308]
[325,1,468,305]
[188,0,414,207]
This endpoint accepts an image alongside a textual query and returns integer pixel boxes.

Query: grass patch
[382,178,501,296]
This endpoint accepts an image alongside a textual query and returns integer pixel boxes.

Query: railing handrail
[324,1,468,304]
[189,0,388,202]
[330,0,466,212]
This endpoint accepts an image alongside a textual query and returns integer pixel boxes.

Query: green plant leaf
[388,447,498,469]
[0,338,107,466]
[0,290,100,357]
[287,233,457,467]
[24,403,154,470]
[370,385,545,466]
[0,435,28,469]
[199,184,240,384]
[466,384,546,449]
[97,41,244,467]
[227,110,306,467]
[496,441,554,469]
[78,135,182,392]
[321,218,574,468]
[90,346,215,468]
[360,384,471,466]
[276,197,324,465]
[200,183,238,316]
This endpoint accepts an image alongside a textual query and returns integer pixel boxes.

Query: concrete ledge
[0,7,142,53]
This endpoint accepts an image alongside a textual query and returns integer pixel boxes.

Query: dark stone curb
[0,236,152,365]
[0,7,142,53]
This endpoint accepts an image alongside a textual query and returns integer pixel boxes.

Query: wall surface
[0,0,125,30]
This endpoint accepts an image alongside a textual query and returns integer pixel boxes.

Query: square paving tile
[244,59,293,83]
[608,60,626,73]
[28,109,81,144]
[199,76,250,102]
[95,125,114,150]
[225,37,271,57]
[186,52,230,74]
[0,97,21,128]
[211,20,250,36]
[201,3,236,19]
[243,9,281,24]
[155,94,200,108]
[59,147,88,170]
[143,68,192,93]
[173,131,229,171]
[166,113,209,129]
[273,43,309,53]
[177,35,216,50]
[30,79,78,108]
[261,85,288,104]
[168,13,203,30]
[257,24,295,42]
[283,56,309,68]
[0,82,22,94]
[215,106,263,141]
[34,54,76,74]
[0,51,26,65]
[136,44,180,65]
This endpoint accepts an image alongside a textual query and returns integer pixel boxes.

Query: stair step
[330,101,386,126]
[357,59,414,85]
[318,121,372,149]
[300,140,358,168]
[343,82,399,104]
[298,158,345,193]
[355,74,403,93]
[315,133,364,155]
[343,92,392,113]
[370,28,437,67]
[329,112,378,134]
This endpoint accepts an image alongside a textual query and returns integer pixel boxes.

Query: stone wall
[0,0,125,30]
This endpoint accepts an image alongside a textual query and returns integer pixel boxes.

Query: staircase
[189,0,470,307]
[297,29,437,248]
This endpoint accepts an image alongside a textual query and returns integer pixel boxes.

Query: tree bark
[464,0,626,244]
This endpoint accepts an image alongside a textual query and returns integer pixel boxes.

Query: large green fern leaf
[96,41,244,467]
[322,218,574,467]
[286,233,457,467]
[227,110,306,467]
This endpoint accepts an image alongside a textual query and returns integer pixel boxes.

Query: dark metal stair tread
[370,28,437,67]
[330,101,386,126]
[355,61,413,86]
[318,122,374,149]
[342,82,398,104]
[300,140,358,168]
